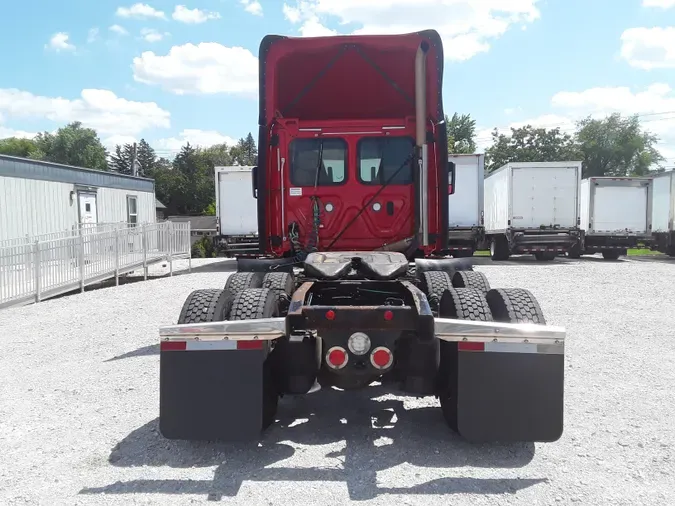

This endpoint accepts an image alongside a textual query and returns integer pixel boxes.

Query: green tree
[230,133,257,165]
[485,125,581,172]
[575,113,664,177]
[110,144,134,174]
[0,137,42,158]
[203,143,234,166]
[136,139,157,177]
[33,121,108,170]
[170,143,216,214]
[110,138,157,176]
[446,113,476,154]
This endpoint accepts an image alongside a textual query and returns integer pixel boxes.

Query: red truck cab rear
[252,30,453,258]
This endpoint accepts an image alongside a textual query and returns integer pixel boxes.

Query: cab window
[358,137,414,185]
[289,138,347,186]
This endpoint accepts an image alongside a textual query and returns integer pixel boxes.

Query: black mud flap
[159,348,265,441]
[456,345,564,443]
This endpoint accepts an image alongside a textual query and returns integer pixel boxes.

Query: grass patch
[627,248,661,256]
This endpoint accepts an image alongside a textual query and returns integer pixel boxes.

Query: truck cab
[251,31,454,258]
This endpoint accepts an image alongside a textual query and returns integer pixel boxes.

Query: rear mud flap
[159,349,265,441]
[456,346,564,442]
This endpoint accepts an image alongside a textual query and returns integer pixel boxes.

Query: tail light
[326,346,348,369]
[370,347,393,369]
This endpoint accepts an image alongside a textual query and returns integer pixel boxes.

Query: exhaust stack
[415,40,430,246]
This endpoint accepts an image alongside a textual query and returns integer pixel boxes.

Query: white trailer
[214,166,259,256]
[578,177,653,259]
[447,154,484,257]
[649,170,675,256]
[484,161,582,261]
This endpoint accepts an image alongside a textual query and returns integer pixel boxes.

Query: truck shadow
[79,385,544,501]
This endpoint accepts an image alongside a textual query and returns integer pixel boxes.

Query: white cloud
[172,5,221,23]
[241,0,263,16]
[282,0,541,60]
[132,43,258,96]
[141,27,168,42]
[116,3,166,19]
[642,0,675,8]
[102,134,139,150]
[45,32,75,52]
[620,27,675,70]
[87,28,100,43]
[478,84,675,161]
[156,129,237,153]
[0,88,170,139]
[109,24,129,36]
[0,127,37,140]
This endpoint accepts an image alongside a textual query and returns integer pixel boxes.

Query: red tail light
[370,347,393,369]
[326,346,347,369]
[325,310,336,320]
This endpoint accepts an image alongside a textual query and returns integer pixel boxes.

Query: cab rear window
[358,137,414,185]
[289,138,347,186]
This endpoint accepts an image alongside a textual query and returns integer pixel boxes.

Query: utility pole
[131,142,141,177]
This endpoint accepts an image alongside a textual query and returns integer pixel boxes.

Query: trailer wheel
[451,271,490,294]
[489,236,510,261]
[420,271,453,312]
[601,250,621,260]
[486,288,546,324]
[177,289,233,324]
[437,288,494,432]
[228,288,280,429]
[224,272,264,295]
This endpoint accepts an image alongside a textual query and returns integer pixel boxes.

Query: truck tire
[567,243,582,259]
[451,270,490,294]
[534,251,556,261]
[262,272,295,315]
[420,271,453,312]
[437,288,494,432]
[486,288,546,324]
[601,250,621,260]
[177,289,233,324]
[489,236,510,261]
[228,287,280,429]
[224,272,264,295]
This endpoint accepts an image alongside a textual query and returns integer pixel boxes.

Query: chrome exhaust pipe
[415,40,430,246]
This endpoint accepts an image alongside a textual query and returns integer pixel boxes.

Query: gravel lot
[1,255,674,505]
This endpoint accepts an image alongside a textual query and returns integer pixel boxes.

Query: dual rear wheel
[419,267,547,431]
[177,271,296,430]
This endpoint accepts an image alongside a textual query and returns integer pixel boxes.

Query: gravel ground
[0,255,674,506]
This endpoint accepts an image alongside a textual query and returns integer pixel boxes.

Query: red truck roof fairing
[258,30,445,126]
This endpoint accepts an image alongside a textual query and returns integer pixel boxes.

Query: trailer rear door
[592,183,649,234]
[511,165,579,228]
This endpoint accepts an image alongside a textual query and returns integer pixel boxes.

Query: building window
[127,195,138,226]
[289,138,347,186]
[358,137,414,185]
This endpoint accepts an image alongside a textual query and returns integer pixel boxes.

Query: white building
[0,154,157,242]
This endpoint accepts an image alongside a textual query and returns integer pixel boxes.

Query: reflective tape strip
[458,341,563,355]
[186,341,237,351]
[160,340,263,351]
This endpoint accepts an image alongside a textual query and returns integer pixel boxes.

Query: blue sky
[1,0,674,164]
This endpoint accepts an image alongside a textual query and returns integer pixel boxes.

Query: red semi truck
[158,30,566,443]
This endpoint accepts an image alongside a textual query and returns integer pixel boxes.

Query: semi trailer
[577,176,653,260]
[446,154,485,257]
[484,161,582,261]
[213,165,259,256]
[158,30,566,443]
[650,170,675,256]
